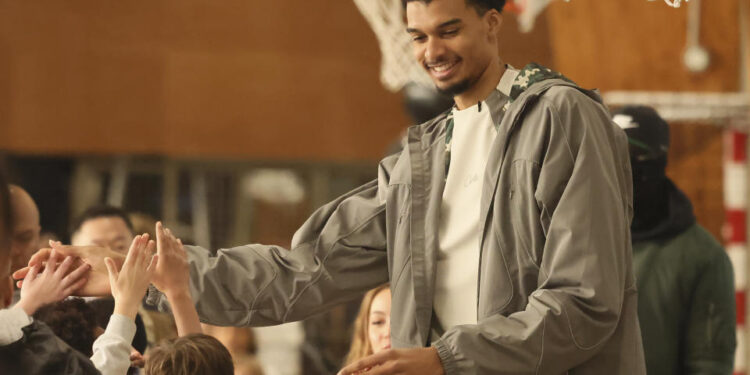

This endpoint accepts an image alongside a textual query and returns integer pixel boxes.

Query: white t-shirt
[433,68,517,331]
[434,101,497,329]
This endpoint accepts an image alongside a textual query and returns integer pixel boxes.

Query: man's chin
[435,79,471,97]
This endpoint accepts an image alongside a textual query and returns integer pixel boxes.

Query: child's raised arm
[152,222,202,336]
[91,234,156,375]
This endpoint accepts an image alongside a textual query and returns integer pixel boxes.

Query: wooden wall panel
[545,0,740,91]
[0,1,553,161]
[0,1,409,161]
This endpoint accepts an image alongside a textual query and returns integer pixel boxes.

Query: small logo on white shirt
[463,173,479,187]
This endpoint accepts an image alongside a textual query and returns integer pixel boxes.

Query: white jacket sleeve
[0,305,33,345]
[90,313,136,375]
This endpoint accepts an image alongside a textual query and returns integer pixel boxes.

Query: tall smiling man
[18,0,645,373]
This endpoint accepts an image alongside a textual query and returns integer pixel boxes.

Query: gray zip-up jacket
[164,77,646,374]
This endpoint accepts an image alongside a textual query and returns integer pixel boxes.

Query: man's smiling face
[406,0,498,96]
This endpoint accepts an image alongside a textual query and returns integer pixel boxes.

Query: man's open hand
[13,241,125,296]
[338,347,444,375]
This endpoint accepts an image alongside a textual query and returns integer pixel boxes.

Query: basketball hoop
[353,0,433,93]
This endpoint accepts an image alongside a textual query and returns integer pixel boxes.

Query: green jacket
[633,184,736,374]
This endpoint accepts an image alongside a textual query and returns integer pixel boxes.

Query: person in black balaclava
[613,105,736,375]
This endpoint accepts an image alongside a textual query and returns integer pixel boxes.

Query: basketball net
[353,0,435,92]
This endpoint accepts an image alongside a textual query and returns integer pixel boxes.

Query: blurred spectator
[71,205,135,254]
[613,106,736,374]
[130,212,157,239]
[70,205,149,354]
[0,169,14,309]
[0,170,97,375]
[344,284,391,366]
[8,185,41,274]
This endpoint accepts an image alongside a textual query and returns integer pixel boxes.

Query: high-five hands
[12,222,186,300]
[337,347,445,375]
[15,249,91,315]
[105,234,157,319]
[151,222,202,335]
[13,241,125,296]
[150,222,190,299]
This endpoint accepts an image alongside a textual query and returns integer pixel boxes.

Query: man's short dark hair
[70,205,134,236]
[401,0,506,15]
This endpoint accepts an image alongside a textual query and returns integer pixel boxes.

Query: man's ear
[486,10,502,38]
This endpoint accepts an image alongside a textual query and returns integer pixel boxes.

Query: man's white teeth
[431,62,455,72]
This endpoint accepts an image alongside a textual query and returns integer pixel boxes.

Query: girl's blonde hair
[344,284,390,366]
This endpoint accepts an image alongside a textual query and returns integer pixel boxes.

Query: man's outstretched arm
[16,155,399,327]
[172,175,391,327]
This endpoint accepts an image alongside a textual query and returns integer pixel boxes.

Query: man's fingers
[44,249,59,274]
[49,244,85,258]
[27,248,52,268]
[61,262,91,288]
[338,351,390,375]
[12,266,30,281]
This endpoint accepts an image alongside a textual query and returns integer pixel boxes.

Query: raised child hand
[150,222,190,298]
[105,234,157,319]
[16,249,91,315]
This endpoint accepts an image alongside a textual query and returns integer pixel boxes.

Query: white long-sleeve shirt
[0,305,135,375]
[0,305,33,345]
[91,313,136,375]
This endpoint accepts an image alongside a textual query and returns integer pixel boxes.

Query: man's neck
[453,60,505,110]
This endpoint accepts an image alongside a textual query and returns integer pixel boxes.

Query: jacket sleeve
[0,318,100,375]
[434,87,637,374]
[684,247,737,374]
[150,155,398,327]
